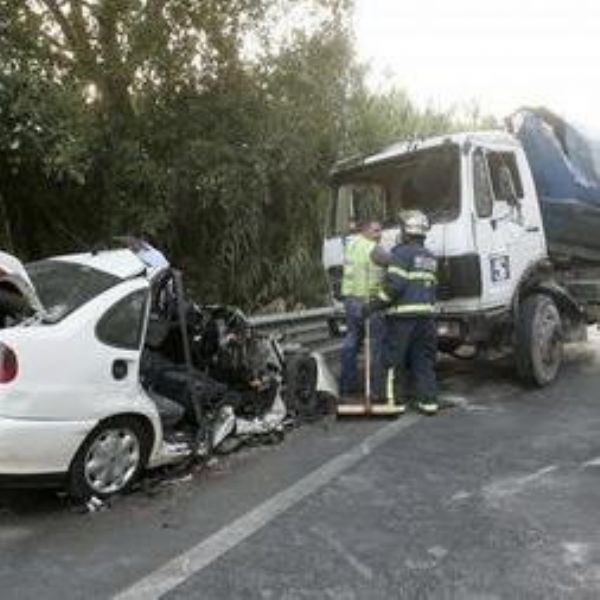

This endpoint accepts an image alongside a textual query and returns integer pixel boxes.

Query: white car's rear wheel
[69,417,150,500]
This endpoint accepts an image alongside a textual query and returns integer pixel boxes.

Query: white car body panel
[0,256,165,476]
[0,279,152,421]
[0,248,338,481]
[56,249,147,279]
[0,416,97,474]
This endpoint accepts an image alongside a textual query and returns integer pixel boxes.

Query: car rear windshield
[26,260,121,322]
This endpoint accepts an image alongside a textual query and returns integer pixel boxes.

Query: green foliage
[0,69,95,255]
[0,0,496,309]
[342,84,499,157]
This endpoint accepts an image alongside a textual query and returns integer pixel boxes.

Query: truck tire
[515,294,563,386]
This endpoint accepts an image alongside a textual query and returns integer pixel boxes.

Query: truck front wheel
[515,294,563,386]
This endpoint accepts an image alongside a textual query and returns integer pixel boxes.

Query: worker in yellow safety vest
[339,220,386,401]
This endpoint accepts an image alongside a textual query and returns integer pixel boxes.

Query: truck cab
[324,131,590,386]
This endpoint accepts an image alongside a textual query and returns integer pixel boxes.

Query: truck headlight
[437,320,462,338]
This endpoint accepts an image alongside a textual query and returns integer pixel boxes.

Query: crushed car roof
[0,250,44,312]
[53,249,149,280]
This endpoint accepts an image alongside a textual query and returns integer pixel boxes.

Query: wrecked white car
[0,248,337,500]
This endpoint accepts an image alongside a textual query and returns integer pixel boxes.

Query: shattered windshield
[26,260,121,322]
[329,144,461,235]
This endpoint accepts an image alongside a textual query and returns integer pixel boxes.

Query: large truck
[323,108,600,386]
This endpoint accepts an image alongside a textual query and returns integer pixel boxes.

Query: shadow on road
[0,489,65,516]
[438,337,599,394]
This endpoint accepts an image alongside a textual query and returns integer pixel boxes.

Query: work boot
[340,394,363,405]
[369,396,387,405]
[391,396,408,414]
[395,401,407,414]
[416,399,439,415]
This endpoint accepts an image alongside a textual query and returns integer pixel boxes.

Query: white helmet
[401,210,430,238]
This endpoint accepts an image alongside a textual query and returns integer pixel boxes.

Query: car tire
[284,353,319,420]
[515,294,563,387]
[68,416,151,501]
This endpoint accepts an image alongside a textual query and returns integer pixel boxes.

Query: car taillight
[0,343,17,383]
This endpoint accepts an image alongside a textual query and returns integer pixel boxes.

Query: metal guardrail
[249,307,343,354]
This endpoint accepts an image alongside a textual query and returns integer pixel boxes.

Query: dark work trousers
[384,316,437,404]
[340,297,385,398]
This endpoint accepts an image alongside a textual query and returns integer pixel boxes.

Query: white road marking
[428,545,448,560]
[311,526,374,581]
[483,465,558,503]
[438,393,468,406]
[563,542,591,567]
[447,490,473,505]
[114,415,421,600]
[0,526,33,543]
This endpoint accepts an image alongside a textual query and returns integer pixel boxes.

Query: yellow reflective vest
[341,235,383,299]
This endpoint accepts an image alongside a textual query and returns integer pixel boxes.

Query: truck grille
[437,254,482,300]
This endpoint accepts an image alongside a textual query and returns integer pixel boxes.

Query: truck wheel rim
[84,428,141,495]
[538,306,561,369]
[542,331,561,367]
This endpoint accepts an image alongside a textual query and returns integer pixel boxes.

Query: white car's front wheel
[68,417,151,501]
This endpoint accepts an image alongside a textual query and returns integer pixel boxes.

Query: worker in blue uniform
[369,210,439,414]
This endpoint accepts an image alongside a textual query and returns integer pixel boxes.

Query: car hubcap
[84,428,141,495]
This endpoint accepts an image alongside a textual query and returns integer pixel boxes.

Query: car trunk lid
[0,250,45,316]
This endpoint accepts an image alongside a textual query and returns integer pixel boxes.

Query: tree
[0,0,495,308]
[0,0,357,307]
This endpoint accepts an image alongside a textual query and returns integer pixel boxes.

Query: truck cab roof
[331,130,520,179]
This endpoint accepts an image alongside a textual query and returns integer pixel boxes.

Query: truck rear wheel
[515,294,563,386]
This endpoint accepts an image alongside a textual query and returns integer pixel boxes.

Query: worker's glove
[361,301,380,319]
[362,295,391,319]
[370,244,393,267]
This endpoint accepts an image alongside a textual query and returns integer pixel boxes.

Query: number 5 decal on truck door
[490,255,510,283]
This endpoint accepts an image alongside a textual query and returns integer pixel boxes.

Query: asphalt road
[2,334,600,599]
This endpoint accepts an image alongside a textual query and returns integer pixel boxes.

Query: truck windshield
[26,260,121,322]
[328,144,460,235]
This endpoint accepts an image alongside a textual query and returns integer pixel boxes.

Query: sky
[354,0,600,130]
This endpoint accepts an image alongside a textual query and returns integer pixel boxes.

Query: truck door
[471,147,535,309]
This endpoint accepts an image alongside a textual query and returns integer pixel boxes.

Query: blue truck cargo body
[510,108,600,262]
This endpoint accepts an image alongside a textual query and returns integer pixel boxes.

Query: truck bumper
[436,309,511,351]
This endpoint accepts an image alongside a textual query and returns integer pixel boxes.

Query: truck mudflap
[525,280,581,313]
[522,281,587,343]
